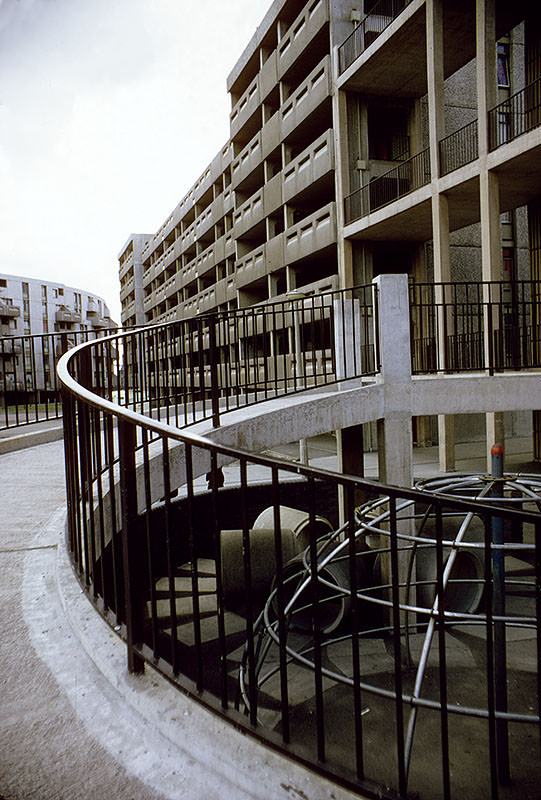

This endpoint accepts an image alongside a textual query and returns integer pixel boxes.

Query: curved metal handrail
[57,307,541,800]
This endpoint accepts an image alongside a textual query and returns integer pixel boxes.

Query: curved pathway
[0,438,358,800]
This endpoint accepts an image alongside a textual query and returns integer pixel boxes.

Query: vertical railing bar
[240,457,258,726]
[271,464,290,743]
[435,502,451,800]
[93,407,107,609]
[29,334,37,422]
[118,417,145,674]
[163,435,180,675]
[185,440,204,691]
[346,480,365,780]
[308,474,325,762]
[209,448,229,709]
[389,493,407,796]
[172,323,180,424]
[142,428,159,659]
[484,514,499,800]
[106,411,121,622]
[535,520,541,747]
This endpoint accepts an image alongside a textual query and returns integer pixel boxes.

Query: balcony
[180,220,197,254]
[280,56,331,140]
[283,129,334,204]
[86,298,99,316]
[261,110,281,161]
[489,77,541,152]
[231,131,262,189]
[230,74,260,141]
[284,202,336,265]
[439,119,478,176]
[277,0,329,79]
[195,205,214,242]
[338,0,414,75]
[344,148,430,224]
[0,301,21,319]
[195,243,215,279]
[143,294,154,311]
[55,307,82,324]
[259,49,277,103]
[235,245,266,289]
[233,188,264,239]
[0,338,21,354]
[90,316,112,330]
[265,232,285,274]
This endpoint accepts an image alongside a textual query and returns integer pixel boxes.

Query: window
[0,279,6,288]
[497,43,510,88]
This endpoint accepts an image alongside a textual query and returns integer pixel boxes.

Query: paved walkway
[0,436,359,800]
[0,426,538,800]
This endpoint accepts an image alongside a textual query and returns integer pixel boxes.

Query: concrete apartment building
[118,0,541,457]
[0,272,115,392]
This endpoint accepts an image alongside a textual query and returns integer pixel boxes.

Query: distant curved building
[0,272,116,395]
[0,272,116,338]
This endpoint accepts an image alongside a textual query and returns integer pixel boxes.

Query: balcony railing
[344,147,430,224]
[0,302,21,319]
[410,280,541,374]
[439,119,479,176]
[338,0,413,74]
[489,76,541,151]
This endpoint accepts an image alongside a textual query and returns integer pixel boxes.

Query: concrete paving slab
[0,438,362,800]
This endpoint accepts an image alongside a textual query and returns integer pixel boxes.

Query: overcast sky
[0,0,271,321]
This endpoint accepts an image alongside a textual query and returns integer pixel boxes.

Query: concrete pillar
[373,274,414,633]
[373,273,413,488]
[427,0,455,469]
[477,0,504,468]
[333,296,362,381]
[438,414,455,472]
[476,0,497,157]
[426,0,445,180]
[337,423,365,525]
[334,88,354,288]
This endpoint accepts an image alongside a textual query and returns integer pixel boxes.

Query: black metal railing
[439,119,479,176]
[1,289,376,432]
[58,326,541,800]
[345,148,430,224]
[410,280,541,374]
[489,77,541,151]
[79,286,377,431]
[0,328,118,430]
[338,0,413,74]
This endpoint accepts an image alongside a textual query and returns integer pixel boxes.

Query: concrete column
[477,0,504,468]
[337,423,365,525]
[438,414,455,472]
[427,0,455,470]
[426,0,445,179]
[476,0,497,158]
[373,274,414,632]
[333,88,354,288]
[374,273,413,488]
[333,296,361,381]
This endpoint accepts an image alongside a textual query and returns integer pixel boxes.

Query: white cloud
[0,0,271,321]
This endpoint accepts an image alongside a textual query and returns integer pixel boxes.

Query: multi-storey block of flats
[119,0,541,464]
[0,272,116,393]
